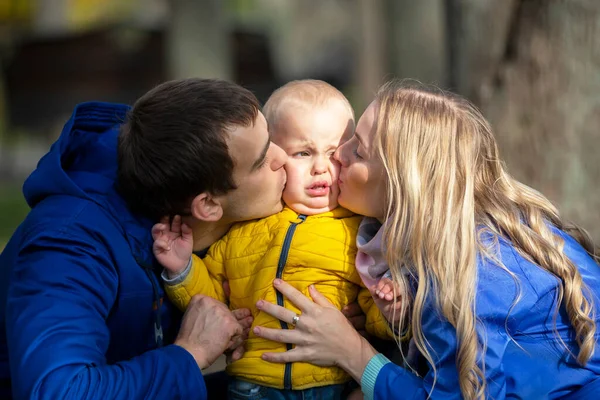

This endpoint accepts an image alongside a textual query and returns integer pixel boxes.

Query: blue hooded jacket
[361,230,600,399]
[0,102,207,399]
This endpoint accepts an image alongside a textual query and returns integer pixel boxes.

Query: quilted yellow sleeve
[164,244,228,312]
[358,288,395,340]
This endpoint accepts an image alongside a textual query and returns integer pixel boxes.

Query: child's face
[272,100,354,215]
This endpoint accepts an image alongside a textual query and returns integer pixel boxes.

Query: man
[0,79,288,399]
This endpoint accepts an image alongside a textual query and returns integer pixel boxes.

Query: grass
[0,183,29,249]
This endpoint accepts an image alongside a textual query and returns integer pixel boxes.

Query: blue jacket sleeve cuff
[160,344,207,398]
[361,353,391,400]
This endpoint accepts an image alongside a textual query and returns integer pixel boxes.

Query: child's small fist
[370,276,404,323]
[151,215,194,276]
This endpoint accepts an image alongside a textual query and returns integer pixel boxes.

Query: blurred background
[0,0,599,249]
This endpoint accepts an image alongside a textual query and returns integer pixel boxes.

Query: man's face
[219,111,288,222]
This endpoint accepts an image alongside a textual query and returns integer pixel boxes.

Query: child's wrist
[166,268,186,279]
[163,257,193,283]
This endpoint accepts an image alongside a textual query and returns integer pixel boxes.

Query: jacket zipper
[136,257,164,348]
[275,214,306,390]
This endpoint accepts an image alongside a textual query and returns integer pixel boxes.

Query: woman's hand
[253,279,378,383]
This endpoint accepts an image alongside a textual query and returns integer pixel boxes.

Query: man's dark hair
[117,78,260,220]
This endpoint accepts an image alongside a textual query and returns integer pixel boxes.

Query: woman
[252,80,600,399]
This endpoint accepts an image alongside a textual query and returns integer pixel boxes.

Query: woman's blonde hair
[374,80,599,399]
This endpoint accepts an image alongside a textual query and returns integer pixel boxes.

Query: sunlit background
[1,0,599,248]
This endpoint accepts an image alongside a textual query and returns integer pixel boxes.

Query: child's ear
[190,193,223,222]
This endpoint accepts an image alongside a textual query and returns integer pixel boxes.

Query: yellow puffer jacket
[165,207,392,390]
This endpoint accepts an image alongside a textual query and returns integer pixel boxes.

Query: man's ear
[190,193,224,222]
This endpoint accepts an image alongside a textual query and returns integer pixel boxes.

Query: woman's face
[334,101,387,220]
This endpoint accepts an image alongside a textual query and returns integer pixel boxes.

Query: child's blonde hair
[263,79,354,128]
[374,80,598,399]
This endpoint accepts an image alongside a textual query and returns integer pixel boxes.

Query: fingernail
[274,279,282,285]
[253,327,260,334]
[256,300,264,308]
[309,284,315,290]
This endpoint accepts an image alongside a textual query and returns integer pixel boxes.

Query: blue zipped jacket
[0,102,207,399]
[362,230,600,399]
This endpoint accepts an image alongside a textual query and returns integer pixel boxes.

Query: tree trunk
[388,0,447,88]
[454,0,600,241]
[166,0,232,80]
[354,0,388,112]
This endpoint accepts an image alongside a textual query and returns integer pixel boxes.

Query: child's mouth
[306,181,330,197]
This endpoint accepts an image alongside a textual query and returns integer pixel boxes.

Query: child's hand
[152,215,193,277]
[371,277,403,323]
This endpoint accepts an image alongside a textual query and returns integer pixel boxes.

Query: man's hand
[227,308,254,364]
[152,215,193,278]
[174,295,244,370]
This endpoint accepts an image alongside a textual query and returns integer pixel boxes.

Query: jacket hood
[22,101,156,267]
[24,101,128,208]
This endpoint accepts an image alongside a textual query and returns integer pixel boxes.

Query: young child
[152,80,399,399]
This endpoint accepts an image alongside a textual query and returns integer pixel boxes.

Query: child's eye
[293,151,310,157]
[352,148,363,159]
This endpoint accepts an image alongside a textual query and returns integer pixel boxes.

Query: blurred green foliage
[0,183,29,249]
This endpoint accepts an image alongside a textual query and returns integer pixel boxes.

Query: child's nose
[312,157,328,175]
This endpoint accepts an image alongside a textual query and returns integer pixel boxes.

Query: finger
[384,292,394,301]
[229,345,246,362]
[223,280,231,298]
[376,279,387,292]
[341,302,361,318]
[153,239,171,253]
[308,284,335,308]
[241,327,250,340]
[171,215,182,234]
[151,224,167,240]
[261,348,307,364]
[181,222,193,241]
[380,283,393,295]
[273,279,316,313]
[227,333,244,350]
[256,299,298,325]
[231,307,252,321]
[238,316,253,331]
[253,325,303,345]
[369,284,379,297]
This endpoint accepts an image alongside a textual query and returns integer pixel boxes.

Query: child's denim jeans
[227,378,353,400]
